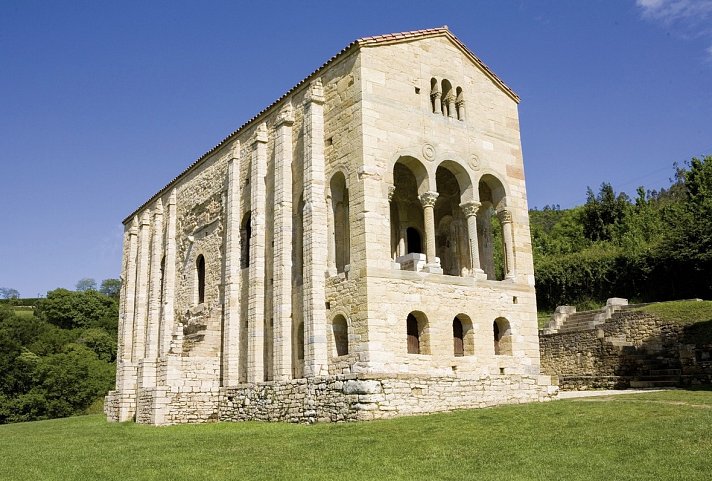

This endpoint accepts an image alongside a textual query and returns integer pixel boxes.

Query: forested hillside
[531,155,712,310]
[0,289,117,423]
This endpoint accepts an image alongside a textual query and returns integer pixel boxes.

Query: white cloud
[636,0,712,61]
[636,0,712,25]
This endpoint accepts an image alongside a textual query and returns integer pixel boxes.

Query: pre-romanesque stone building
[105,27,556,425]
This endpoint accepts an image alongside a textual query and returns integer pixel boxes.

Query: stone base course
[107,373,556,425]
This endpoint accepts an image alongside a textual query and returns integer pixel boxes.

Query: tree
[99,278,121,299]
[35,289,118,331]
[581,183,630,243]
[0,288,20,299]
[75,278,97,292]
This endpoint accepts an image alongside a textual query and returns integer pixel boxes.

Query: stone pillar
[497,208,516,279]
[223,142,242,386]
[132,210,151,362]
[460,201,486,278]
[302,79,329,377]
[142,200,164,389]
[146,199,164,361]
[419,191,441,273]
[160,189,177,357]
[430,83,441,114]
[273,105,294,381]
[456,94,466,121]
[444,91,455,118]
[247,125,268,383]
[120,217,139,363]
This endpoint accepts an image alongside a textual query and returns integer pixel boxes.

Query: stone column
[460,201,485,278]
[132,210,151,362]
[273,105,294,381]
[497,208,516,279]
[444,91,455,118]
[456,94,466,121]
[160,189,177,357]
[302,79,329,377]
[141,200,164,389]
[120,217,139,363]
[430,83,441,114]
[419,191,441,273]
[223,142,242,386]
[247,124,268,383]
[146,199,164,361]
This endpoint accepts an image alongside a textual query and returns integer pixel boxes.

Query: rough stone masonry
[105,27,557,425]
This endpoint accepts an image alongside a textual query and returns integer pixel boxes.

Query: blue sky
[1,0,710,297]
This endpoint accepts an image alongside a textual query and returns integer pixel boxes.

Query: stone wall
[219,373,556,424]
[540,310,712,389]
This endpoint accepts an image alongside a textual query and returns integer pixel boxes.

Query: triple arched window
[430,78,465,120]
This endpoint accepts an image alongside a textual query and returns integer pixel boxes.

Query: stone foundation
[107,373,557,425]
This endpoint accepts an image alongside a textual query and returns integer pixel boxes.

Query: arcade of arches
[388,157,516,280]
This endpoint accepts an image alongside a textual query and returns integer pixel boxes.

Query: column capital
[129,216,139,235]
[419,191,439,208]
[497,208,513,224]
[140,210,151,226]
[253,123,268,145]
[387,184,396,202]
[304,78,325,105]
[275,102,294,127]
[460,201,482,217]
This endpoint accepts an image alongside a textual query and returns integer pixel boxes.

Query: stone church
[105,27,557,425]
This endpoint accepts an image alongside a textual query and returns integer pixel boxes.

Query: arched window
[240,212,251,269]
[434,163,473,276]
[196,254,205,304]
[441,79,453,117]
[332,315,348,356]
[430,77,440,114]
[453,318,464,357]
[493,317,512,355]
[406,227,422,254]
[406,312,429,355]
[455,87,465,121]
[478,175,509,280]
[330,172,350,273]
[407,314,420,354]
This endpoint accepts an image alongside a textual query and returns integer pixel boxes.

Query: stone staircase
[540,298,689,389]
[540,297,629,335]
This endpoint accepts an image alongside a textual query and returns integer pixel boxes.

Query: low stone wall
[219,373,557,424]
[540,310,712,390]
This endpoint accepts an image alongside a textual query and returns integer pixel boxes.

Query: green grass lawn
[637,300,712,325]
[1,389,711,481]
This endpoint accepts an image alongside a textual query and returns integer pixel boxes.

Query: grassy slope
[1,390,711,481]
[638,300,712,325]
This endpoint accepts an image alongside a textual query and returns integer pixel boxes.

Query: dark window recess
[407,227,422,254]
[196,255,206,304]
[407,314,420,354]
[453,318,464,357]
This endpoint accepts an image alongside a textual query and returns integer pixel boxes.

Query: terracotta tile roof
[123,27,518,223]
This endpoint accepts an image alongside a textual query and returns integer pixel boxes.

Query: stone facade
[105,27,556,425]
